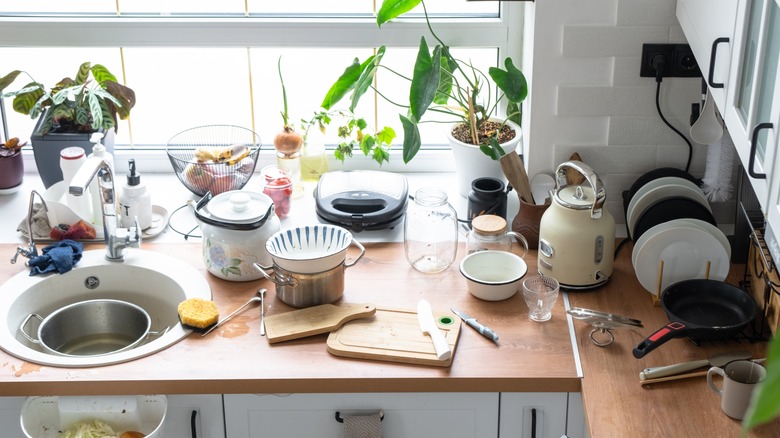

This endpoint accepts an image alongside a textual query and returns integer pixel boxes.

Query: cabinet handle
[708,37,729,89]
[334,410,385,423]
[191,410,198,438]
[749,122,773,179]
[531,408,537,438]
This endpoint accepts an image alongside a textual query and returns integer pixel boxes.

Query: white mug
[707,360,766,420]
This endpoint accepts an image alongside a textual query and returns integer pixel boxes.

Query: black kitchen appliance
[314,170,408,232]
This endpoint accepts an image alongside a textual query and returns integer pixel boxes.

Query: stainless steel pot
[254,248,364,308]
[20,299,152,357]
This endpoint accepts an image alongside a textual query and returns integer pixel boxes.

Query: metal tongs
[567,307,643,346]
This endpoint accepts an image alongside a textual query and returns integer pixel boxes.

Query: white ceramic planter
[448,119,522,197]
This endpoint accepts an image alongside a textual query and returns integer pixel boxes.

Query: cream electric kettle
[537,161,615,289]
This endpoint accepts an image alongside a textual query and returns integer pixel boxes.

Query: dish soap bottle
[119,159,152,230]
[88,132,114,226]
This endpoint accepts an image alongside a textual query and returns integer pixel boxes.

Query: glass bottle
[276,150,304,199]
[300,129,328,182]
[404,187,458,274]
[466,215,528,258]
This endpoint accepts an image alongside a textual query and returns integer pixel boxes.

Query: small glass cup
[260,165,292,219]
[521,275,560,322]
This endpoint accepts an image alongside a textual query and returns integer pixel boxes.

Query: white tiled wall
[525,0,737,231]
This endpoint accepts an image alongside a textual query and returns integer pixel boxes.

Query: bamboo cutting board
[326,307,461,367]
[265,303,376,344]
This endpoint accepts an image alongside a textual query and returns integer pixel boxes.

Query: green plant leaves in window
[399,114,421,163]
[351,46,385,113]
[410,37,441,122]
[377,0,422,27]
[489,57,527,104]
[321,58,363,110]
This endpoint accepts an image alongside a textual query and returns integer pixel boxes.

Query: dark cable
[651,55,693,173]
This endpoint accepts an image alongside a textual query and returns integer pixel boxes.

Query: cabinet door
[0,397,26,438]
[498,392,568,438]
[157,394,225,438]
[224,393,498,438]
[677,0,739,110]
[725,0,780,209]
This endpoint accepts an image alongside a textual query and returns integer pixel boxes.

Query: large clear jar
[404,187,458,274]
[466,215,529,258]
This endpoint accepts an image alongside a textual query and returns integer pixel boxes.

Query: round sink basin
[0,249,211,367]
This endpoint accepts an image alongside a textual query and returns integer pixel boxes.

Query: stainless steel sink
[0,249,211,367]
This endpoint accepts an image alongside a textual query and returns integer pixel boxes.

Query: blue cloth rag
[28,240,84,276]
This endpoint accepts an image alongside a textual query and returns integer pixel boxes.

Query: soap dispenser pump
[88,132,114,226]
[119,159,153,230]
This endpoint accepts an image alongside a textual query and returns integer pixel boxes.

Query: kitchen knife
[451,307,498,343]
[417,299,451,360]
[639,350,752,380]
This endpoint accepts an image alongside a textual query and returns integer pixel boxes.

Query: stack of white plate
[632,218,731,295]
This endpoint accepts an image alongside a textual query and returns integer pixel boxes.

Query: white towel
[343,412,383,438]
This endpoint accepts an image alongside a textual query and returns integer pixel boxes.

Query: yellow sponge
[178,298,219,331]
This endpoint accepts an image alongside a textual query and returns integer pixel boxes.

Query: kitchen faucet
[11,190,45,264]
[69,156,141,261]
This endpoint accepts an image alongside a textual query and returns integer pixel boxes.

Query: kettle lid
[552,160,607,219]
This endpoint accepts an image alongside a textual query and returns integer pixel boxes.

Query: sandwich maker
[314,170,408,232]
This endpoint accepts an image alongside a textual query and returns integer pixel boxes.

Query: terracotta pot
[448,119,522,197]
[511,196,551,250]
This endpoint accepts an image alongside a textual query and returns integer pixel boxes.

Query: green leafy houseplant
[0,61,136,135]
[322,0,528,164]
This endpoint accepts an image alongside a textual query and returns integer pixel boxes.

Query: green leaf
[103,81,136,119]
[376,126,396,145]
[74,62,91,85]
[507,101,522,127]
[743,337,780,432]
[11,84,44,115]
[377,0,421,27]
[399,114,421,164]
[372,146,390,165]
[360,135,375,156]
[433,56,453,105]
[350,46,386,112]
[489,57,527,104]
[0,70,23,93]
[90,64,118,87]
[409,38,442,121]
[75,105,89,126]
[480,137,505,160]
[321,58,362,110]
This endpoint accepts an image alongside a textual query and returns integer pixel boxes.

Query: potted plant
[0,62,136,188]
[322,0,528,194]
[0,137,26,193]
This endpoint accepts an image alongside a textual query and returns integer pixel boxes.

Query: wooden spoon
[500,152,535,204]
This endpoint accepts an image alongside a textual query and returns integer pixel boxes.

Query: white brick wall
[525,0,736,231]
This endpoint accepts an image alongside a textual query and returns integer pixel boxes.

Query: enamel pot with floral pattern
[192,190,281,281]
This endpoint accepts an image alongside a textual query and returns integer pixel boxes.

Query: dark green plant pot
[30,115,115,188]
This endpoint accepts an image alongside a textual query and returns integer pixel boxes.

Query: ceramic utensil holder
[511,196,550,250]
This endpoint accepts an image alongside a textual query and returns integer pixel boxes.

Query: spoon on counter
[202,288,266,337]
[259,288,266,336]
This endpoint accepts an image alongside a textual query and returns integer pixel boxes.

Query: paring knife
[639,350,752,380]
[451,307,498,343]
[417,299,451,360]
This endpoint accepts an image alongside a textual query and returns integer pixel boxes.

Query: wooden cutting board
[265,303,376,344]
[326,307,461,367]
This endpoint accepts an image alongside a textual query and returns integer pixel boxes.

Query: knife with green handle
[451,307,499,343]
[639,350,752,380]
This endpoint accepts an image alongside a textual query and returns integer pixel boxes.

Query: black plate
[632,197,716,241]
[622,168,699,239]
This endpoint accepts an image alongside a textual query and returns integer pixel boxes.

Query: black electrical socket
[640,43,701,78]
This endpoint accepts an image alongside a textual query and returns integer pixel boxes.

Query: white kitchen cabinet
[224,392,499,438]
[724,0,780,210]
[676,0,739,111]
[498,393,570,438]
[0,397,25,438]
[157,394,225,438]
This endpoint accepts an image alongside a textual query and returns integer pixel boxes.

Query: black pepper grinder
[467,177,507,222]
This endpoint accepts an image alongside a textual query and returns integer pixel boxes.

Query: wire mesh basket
[167,125,261,196]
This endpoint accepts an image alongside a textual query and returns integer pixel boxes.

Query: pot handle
[252,263,298,287]
[554,160,607,219]
[19,313,43,344]
[344,240,366,269]
[632,321,689,359]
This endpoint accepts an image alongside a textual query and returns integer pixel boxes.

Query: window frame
[0,4,524,173]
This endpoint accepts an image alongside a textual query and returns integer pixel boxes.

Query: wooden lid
[471,215,507,236]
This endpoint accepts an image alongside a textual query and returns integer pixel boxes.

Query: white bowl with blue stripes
[265,225,355,273]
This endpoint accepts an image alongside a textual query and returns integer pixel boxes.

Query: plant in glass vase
[324,0,528,194]
[0,61,135,188]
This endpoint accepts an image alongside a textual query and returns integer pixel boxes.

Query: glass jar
[466,215,528,258]
[404,187,458,274]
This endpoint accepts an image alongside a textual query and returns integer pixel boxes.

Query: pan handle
[632,321,689,359]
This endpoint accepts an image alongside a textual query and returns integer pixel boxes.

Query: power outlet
[640,43,701,78]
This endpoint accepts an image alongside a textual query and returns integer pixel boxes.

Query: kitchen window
[0,1,524,172]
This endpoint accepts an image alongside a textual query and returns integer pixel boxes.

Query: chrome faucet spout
[11,190,45,265]
[69,156,141,261]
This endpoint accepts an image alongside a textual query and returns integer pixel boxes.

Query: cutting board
[326,307,461,367]
[265,303,376,344]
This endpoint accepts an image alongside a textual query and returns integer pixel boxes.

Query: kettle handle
[554,160,606,220]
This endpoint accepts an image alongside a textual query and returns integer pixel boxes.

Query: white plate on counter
[632,219,729,295]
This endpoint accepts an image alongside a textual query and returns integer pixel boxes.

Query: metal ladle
[202,288,266,337]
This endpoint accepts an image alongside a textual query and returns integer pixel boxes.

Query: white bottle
[60,146,93,222]
[88,132,114,226]
[119,159,153,230]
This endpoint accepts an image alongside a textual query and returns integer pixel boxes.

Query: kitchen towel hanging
[341,411,383,438]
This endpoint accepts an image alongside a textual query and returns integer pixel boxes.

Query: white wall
[525,0,736,230]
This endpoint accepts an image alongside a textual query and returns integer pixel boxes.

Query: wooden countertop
[0,242,579,396]
[568,240,780,437]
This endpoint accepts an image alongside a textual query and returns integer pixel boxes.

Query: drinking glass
[521,275,560,322]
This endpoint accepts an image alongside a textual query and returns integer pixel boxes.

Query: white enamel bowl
[265,224,364,274]
[460,250,528,301]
